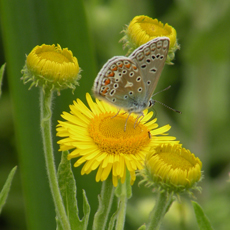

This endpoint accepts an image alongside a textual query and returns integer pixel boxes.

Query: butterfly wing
[93,56,146,112]
[129,37,169,103]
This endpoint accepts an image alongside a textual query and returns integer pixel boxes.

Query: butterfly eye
[136,76,141,82]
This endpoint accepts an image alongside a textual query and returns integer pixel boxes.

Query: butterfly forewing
[129,37,169,103]
[93,56,145,110]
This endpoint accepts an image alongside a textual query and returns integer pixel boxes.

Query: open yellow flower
[121,15,179,62]
[56,93,179,187]
[141,144,202,193]
[21,44,81,94]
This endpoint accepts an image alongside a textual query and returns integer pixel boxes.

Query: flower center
[88,112,150,155]
[37,51,72,64]
[140,23,170,36]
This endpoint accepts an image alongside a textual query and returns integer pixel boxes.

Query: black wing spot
[110,89,116,96]
[138,87,142,92]
[136,76,141,82]
[129,72,134,77]
[129,91,134,95]
[150,68,157,73]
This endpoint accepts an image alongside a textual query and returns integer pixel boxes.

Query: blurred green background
[0,0,230,229]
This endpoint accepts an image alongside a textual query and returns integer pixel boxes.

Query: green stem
[115,183,127,230]
[146,191,174,230]
[40,88,71,230]
[92,178,115,230]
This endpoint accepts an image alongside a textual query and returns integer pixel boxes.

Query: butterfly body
[93,37,169,115]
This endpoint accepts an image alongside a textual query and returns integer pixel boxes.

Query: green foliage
[0,0,230,229]
[0,166,17,214]
[192,201,214,230]
[0,64,6,98]
[57,151,90,230]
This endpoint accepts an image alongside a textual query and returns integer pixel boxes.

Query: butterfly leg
[134,113,144,129]
[124,113,132,132]
[110,109,121,119]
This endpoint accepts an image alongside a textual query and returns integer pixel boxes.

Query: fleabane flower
[121,15,179,63]
[140,144,202,194]
[56,93,179,187]
[21,44,81,94]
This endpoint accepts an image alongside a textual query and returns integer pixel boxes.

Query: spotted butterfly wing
[93,37,169,114]
[129,37,169,104]
[93,56,146,112]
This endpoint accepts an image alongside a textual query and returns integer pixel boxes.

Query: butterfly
[93,37,169,128]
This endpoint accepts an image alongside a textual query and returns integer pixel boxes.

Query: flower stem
[115,183,127,230]
[40,88,71,230]
[146,191,174,230]
[92,178,114,230]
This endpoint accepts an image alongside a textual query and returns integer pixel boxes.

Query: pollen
[88,113,150,155]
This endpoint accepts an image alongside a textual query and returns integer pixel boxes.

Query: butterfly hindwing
[93,56,146,110]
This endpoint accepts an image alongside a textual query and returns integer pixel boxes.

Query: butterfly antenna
[152,85,172,97]
[154,100,182,114]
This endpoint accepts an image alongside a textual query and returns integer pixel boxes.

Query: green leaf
[0,63,6,98]
[0,166,17,214]
[57,151,90,230]
[192,201,214,230]
[138,224,146,230]
[0,0,97,228]
[115,169,132,199]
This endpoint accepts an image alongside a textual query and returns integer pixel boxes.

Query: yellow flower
[21,44,81,94]
[141,144,202,193]
[56,93,179,187]
[121,15,179,63]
